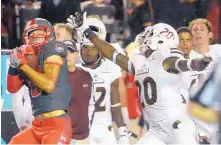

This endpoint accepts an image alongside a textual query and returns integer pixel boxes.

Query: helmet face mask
[23,18,54,52]
[80,44,102,65]
[135,23,179,55]
[135,26,153,53]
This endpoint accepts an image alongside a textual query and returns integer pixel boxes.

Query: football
[25,54,38,69]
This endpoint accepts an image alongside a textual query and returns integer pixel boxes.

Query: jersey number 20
[135,77,157,107]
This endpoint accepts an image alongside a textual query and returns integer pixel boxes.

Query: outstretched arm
[89,32,134,73]
[67,12,135,74]
[163,56,212,73]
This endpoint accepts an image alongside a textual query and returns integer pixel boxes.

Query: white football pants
[137,113,198,145]
[90,121,117,145]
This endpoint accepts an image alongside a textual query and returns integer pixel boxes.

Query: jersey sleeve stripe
[170,50,184,56]
[170,48,180,50]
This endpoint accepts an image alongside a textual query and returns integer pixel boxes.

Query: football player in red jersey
[7,18,72,144]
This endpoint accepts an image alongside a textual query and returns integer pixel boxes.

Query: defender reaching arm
[67,12,212,74]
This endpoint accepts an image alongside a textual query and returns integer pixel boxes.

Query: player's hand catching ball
[10,47,28,68]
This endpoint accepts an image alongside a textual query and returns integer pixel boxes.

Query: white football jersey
[79,60,122,124]
[131,48,186,121]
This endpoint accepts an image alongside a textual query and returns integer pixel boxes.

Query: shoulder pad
[42,40,67,60]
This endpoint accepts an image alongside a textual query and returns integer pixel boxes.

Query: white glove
[10,48,21,68]
[67,12,89,34]
[118,126,131,145]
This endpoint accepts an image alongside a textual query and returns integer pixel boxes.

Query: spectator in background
[123,0,153,47]
[177,27,193,58]
[39,0,81,25]
[54,23,73,41]
[2,0,41,49]
[184,0,220,43]
[151,0,172,24]
[1,4,8,48]
[109,0,124,20]
[54,23,81,64]
[151,0,197,29]
[206,0,220,43]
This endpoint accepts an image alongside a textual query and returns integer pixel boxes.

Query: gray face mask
[53,0,61,7]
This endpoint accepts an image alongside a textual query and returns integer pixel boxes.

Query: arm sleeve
[163,57,211,73]
[7,66,23,93]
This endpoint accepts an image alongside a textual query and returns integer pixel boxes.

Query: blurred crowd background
[1,0,221,50]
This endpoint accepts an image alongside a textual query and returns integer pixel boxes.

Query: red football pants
[9,116,72,144]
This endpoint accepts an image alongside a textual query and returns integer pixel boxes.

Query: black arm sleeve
[163,57,210,73]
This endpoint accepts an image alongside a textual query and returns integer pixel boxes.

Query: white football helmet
[79,16,106,64]
[135,23,179,54]
[80,16,107,45]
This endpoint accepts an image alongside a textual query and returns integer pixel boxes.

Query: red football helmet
[23,18,54,52]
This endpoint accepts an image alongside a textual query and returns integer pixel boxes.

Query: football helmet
[79,16,106,64]
[23,18,54,52]
[135,23,179,54]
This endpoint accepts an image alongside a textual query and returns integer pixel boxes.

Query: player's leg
[89,122,116,145]
[8,128,40,144]
[136,129,166,145]
[89,123,99,145]
[99,124,117,145]
[170,114,198,144]
[41,116,72,144]
[194,118,218,143]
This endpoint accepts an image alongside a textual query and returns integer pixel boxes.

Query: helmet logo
[159,28,174,39]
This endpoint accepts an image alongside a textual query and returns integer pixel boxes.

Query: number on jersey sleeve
[135,77,157,108]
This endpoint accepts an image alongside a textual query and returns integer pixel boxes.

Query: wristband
[84,28,95,40]
[8,66,18,75]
